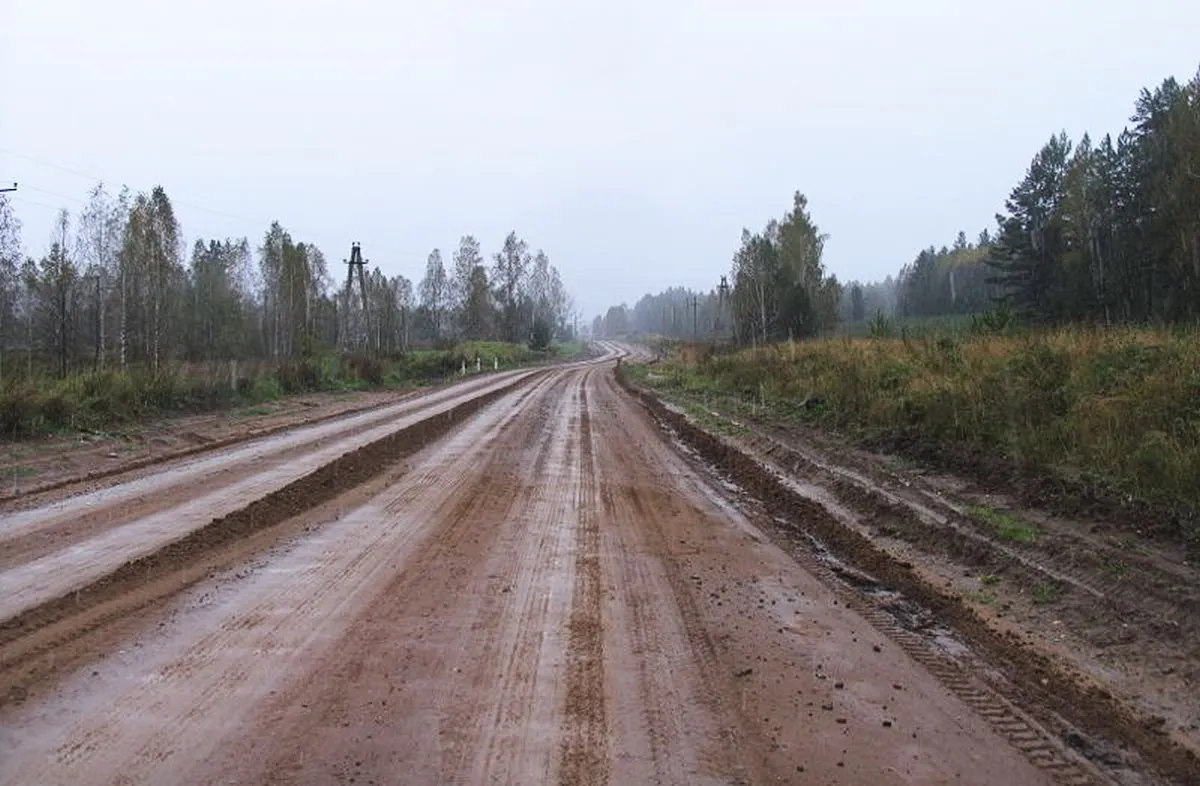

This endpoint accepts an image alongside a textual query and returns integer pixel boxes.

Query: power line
[0,145,269,228]
[9,190,263,257]
[22,184,88,205]
[9,194,66,212]
[0,147,101,182]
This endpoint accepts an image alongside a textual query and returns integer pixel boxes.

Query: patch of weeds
[868,311,896,339]
[1118,533,1141,550]
[3,465,39,479]
[968,505,1038,543]
[623,365,650,383]
[1102,559,1131,576]
[1031,582,1059,604]
[684,402,747,438]
[967,589,998,605]
[709,417,750,438]
[980,574,1001,586]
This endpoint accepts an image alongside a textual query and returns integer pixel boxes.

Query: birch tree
[418,248,448,341]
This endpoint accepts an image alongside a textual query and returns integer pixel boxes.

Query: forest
[595,69,1200,339]
[0,183,578,434]
[0,184,576,380]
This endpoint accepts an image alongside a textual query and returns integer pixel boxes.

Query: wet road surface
[0,347,1058,785]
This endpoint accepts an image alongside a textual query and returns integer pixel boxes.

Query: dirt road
[0,346,1094,784]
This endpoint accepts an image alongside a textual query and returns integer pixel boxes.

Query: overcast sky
[2,1,1198,317]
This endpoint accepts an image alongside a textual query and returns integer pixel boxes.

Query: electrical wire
[9,194,66,212]
[21,184,88,205]
[0,145,270,228]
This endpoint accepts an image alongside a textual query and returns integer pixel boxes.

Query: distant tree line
[593,191,841,343]
[988,71,1200,324]
[591,286,732,344]
[0,185,576,379]
[598,67,1200,338]
[858,68,1200,326]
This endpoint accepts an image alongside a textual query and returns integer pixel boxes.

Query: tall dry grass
[0,341,568,438]
[659,326,1200,516]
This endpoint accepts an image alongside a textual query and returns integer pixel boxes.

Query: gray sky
[3,1,1198,318]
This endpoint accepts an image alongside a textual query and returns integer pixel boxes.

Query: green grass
[966,589,998,605]
[1103,559,1131,576]
[683,402,750,438]
[2,465,39,479]
[561,341,589,359]
[643,326,1200,539]
[0,341,552,440]
[1032,582,1059,604]
[968,506,1038,543]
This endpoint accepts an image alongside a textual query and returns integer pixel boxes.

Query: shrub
[339,354,384,387]
[276,359,325,393]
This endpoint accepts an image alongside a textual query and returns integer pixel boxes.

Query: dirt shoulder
[0,344,606,502]
[0,386,441,501]
[619,368,1200,785]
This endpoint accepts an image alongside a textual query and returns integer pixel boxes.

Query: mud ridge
[760,431,1199,629]
[863,431,1198,550]
[0,391,415,505]
[749,431,1200,649]
[617,370,1199,786]
[0,373,540,700]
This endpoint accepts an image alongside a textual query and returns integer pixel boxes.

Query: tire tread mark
[559,372,609,786]
[617,372,1113,786]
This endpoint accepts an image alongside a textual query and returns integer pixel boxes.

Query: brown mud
[618,368,1199,785]
[0,372,538,709]
[1,346,1068,785]
[0,388,419,503]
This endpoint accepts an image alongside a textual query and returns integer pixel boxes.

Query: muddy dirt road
[0,345,1100,784]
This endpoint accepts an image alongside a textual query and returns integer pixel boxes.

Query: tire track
[0,372,541,705]
[559,372,609,786]
[593,372,758,784]
[616,369,1152,785]
[215,372,576,786]
[464,371,584,784]
[0,371,573,785]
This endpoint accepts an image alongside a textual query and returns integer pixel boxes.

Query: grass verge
[635,327,1200,545]
[0,341,577,439]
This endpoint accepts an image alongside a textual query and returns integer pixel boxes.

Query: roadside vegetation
[0,340,579,437]
[633,325,1200,541]
[0,169,586,439]
[602,69,1200,544]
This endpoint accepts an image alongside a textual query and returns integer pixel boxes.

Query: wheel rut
[0,345,1101,786]
[559,374,609,786]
